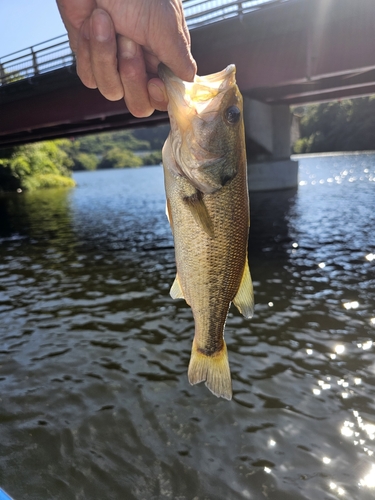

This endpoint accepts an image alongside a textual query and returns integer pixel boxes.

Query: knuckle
[119,60,144,81]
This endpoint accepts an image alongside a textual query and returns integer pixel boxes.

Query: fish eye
[225,106,241,124]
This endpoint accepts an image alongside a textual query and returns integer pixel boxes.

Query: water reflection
[0,158,374,499]
[360,464,375,488]
[249,187,297,260]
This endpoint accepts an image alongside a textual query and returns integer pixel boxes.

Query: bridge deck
[1,0,375,147]
[0,0,277,86]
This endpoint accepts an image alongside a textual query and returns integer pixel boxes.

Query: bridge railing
[0,35,74,86]
[183,0,276,28]
[0,0,279,87]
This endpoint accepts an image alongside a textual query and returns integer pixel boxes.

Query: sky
[0,1,66,58]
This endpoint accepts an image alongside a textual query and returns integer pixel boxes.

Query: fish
[159,63,254,400]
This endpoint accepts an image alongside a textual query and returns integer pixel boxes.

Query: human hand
[56,0,197,117]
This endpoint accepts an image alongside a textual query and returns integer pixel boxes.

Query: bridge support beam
[244,98,298,191]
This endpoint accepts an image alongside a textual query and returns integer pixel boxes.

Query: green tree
[98,147,143,169]
[293,96,375,153]
[72,152,99,171]
[0,67,22,84]
[73,130,150,156]
[0,140,75,191]
[61,130,153,171]
[133,124,170,149]
[142,150,162,165]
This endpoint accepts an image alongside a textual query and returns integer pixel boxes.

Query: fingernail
[93,10,111,42]
[119,38,137,59]
[148,83,167,103]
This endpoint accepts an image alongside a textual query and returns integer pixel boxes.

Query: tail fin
[188,339,232,400]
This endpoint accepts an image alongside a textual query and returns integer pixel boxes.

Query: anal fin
[233,256,254,318]
[188,339,232,400]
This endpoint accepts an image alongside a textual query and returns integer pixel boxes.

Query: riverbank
[292,150,375,159]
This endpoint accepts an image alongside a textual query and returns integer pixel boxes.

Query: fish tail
[188,339,232,400]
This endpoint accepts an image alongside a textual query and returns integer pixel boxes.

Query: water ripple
[0,160,374,499]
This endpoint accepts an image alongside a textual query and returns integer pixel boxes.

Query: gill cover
[159,64,243,194]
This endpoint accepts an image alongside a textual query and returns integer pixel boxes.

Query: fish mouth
[160,64,239,193]
[158,64,237,124]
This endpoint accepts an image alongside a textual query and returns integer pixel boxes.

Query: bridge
[1,0,375,190]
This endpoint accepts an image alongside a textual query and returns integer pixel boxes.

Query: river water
[0,153,374,500]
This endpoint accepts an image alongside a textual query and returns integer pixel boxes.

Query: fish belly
[164,158,249,399]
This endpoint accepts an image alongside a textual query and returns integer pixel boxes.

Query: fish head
[159,64,245,194]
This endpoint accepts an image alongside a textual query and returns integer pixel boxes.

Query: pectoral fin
[166,198,173,229]
[170,273,184,299]
[233,256,254,318]
[183,191,214,238]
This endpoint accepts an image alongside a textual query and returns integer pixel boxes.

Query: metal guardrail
[0,35,74,86]
[0,0,279,87]
[184,0,276,28]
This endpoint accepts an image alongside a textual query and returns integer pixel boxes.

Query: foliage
[98,147,143,169]
[62,127,169,171]
[141,150,163,166]
[0,125,169,191]
[293,96,375,153]
[0,140,75,191]
[72,152,99,171]
[133,125,170,149]
[71,130,150,157]
[0,67,22,84]
[22,173,76,190]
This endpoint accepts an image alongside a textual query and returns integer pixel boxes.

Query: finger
[176,1,192,47]
[89,9,124,101]
[142,50,162,77]
[154,35,196,83]
[117,36,154,118]
[148,78,168,112]
[56,0,96,52]
[76,18,97,89]
[151,3,196,82]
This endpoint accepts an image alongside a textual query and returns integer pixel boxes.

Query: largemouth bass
[159,64,254,400]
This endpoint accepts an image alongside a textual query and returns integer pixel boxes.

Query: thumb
[157,37,197,82]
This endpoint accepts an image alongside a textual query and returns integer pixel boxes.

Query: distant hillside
[67,124,170,171]
[0,125,170,191]
[293,96,375,153]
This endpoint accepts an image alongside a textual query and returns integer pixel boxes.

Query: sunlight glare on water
[0,153,375,499]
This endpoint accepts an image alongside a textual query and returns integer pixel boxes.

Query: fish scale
[160,63,254,400]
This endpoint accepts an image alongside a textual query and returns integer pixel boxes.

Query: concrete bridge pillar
[243,97,298,191]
